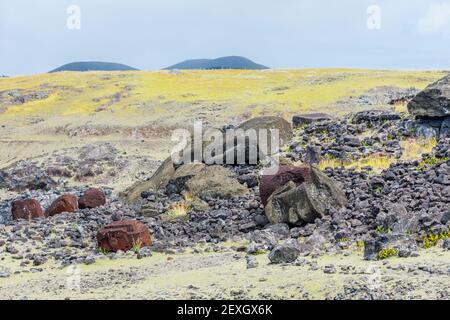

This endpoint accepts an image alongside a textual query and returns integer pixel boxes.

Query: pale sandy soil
[0,247,448,300]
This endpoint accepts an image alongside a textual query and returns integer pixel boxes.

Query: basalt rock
[263,166,347,225]
[260,166,313,206]
[120,157,175,203]
[268,242,301,264]
[11,199,44,220]
[292,113,332,128]
[185,165,249,199]
[408,75,450,138]
[207,116,292,165]
[352,110,401,125]
[408,74,450,118]
[96,220,152,252]
[364,234,418,261]
[46,194,79,217]
[78,188,106,209]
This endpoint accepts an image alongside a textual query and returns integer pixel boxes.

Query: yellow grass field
[0,68,445,175]
[0,69,444,126]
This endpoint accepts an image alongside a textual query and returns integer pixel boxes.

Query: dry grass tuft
[400,138,437,161]
[318,154,395,173]
[161,202,190,222]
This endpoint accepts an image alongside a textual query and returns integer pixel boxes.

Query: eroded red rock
[46,194,79,217]
[259,165,313,206]
[78,188,106,209]
[11,199,44,220]
[96,220,152,252]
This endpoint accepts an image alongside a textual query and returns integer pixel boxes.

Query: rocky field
[0,70,449,300]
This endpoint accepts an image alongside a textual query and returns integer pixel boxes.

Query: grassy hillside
[165,56,269,70]
[50,61,138,73]
[0,69,444,127]
[0,68,446,189]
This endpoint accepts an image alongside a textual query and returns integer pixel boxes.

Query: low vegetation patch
[161,202,190,222]
[416,156,449,171]
[401,138,437,161]
[377,248,398,260]
[421,230,450,249]
[318,154,395,173]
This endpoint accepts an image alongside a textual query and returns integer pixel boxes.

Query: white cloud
[418,2,450,35]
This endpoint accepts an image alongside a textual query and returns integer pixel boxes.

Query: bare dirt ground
[1,246,448,300]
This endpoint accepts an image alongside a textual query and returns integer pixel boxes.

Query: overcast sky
[1,0,450,75]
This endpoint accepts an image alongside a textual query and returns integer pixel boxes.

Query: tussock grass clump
[421,230,450,249]
[377,248,398,260]
[318,154,395,173]
[416,156,449,171]
[161,202,190,222]
[375,226,391,234]
[401,138,437,161]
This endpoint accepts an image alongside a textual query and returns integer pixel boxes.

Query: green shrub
[377,248,398,260]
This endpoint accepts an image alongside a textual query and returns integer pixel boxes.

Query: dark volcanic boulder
[78,188,106,209]
[352,110,401,124]
[97,220,152,252]
[11,199,44,220]
[46,194,79,217]
[260,166,313,206]
[268,243,300,264]
[292,113,332,128]
[262,166,347,225]
[408,74,450,117]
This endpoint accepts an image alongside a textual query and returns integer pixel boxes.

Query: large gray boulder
[120,157,175,202]
[207,116,292,165]
[408,74,450,118]
[237,116,292,148]
[264,166,347,225]
[185,165,249,199]
[292,113,332,128]
[268,243,300,264]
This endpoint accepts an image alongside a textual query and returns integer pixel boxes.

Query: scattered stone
[246,255,258,269]
[78,188,106,209]
[6,244,19,254]
[97,220,152,252]
[0,270,10,278]
[46,194,79,217]
[408,74,450,118]
[443,239,450,250]
[292,113,332,128]
[323,264,336,274]
[11,199,44,220]
[268,243,300,264]
[84,256,96,265]
[264,166,347,225]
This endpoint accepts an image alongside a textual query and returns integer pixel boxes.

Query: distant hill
[50,61,138,73]
[164,56,269,70]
